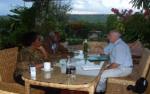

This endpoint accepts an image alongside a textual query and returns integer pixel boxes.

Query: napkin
[82,61,104,70]
[82,65,100,70]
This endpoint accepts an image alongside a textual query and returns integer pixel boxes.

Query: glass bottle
[66,56,71,74]
[83,39,88,59]
[83,39,88,54]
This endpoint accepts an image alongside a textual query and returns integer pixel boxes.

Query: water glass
[70,66,76,78]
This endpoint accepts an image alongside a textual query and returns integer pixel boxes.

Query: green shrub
[106,13,150,48]
[66,38,83,45]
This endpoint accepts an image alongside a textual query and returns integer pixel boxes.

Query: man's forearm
[107,63,119,69]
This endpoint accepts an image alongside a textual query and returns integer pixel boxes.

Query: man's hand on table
[101,63,119,72]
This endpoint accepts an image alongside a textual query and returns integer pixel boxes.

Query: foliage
[111,8,133,21]
[139,18,150,48]
[0,17,12,31]
[0,7,37,49]
[123,13,144,42]
[130,0,150,9]
[66,21,106,39]
[69,14,108,23]
[106,14,125,34]
[9,7,36,32]
[0,0,71,49]
[67,38,83,45]
[107,7,150,48]
[130,0,150,19]
[32,0,71,35]
[0,17,15,49]
[106,14,118,32]
[129,0,150,48]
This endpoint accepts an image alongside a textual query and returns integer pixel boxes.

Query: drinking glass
[70,66,76,78]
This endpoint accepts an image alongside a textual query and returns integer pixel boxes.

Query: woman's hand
[35,64,43,69]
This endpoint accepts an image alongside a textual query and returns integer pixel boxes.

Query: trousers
[96,67,132,92]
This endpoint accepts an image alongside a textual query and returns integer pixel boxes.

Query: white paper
[82,61,104,70]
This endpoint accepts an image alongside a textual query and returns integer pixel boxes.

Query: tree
[28,0,71,34]
[9,7,36,32]
[0,0,71,49]
[130,0,150,9]
[106,14,118,32]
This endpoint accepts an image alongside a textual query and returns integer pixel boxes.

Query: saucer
[41,68,53,72]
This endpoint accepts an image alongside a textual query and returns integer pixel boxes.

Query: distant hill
[68,14,109,23]
[0,14,109,23]
[0,15,10,19]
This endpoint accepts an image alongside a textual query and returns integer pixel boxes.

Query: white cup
[44,62,51,71]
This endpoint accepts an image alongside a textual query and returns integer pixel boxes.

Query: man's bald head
[108,30,121,43]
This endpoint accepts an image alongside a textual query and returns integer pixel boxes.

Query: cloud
[69,0,104,14]
[101,0,133,9]
[70,0,139,14]
[0,0,140,15]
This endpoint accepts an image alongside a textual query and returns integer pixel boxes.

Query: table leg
[88,85,95,94]
[25,81,30,94]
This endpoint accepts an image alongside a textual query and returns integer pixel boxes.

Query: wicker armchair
[0,89,19,94]
[145,66,150,94]
[105,48,150,94]
[0,47,44,94]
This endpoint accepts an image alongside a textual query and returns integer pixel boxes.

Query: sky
[0,0,139,15]
[0,0,32,15]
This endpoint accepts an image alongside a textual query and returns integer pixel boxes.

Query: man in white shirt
[96,30,133,94]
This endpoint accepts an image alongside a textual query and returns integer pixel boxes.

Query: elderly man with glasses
[96,30,133,94]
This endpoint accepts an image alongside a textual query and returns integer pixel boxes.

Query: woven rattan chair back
[138,48,150,78]
[0,47,18,82]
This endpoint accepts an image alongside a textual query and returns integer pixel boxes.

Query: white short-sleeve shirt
[110,39,133,67]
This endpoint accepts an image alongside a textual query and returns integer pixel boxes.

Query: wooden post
[25,81,30,94]
[88,85,95,94]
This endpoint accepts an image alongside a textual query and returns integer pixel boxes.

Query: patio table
[22,51,109,94]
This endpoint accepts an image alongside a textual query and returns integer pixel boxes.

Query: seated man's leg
[96,67,132,92]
